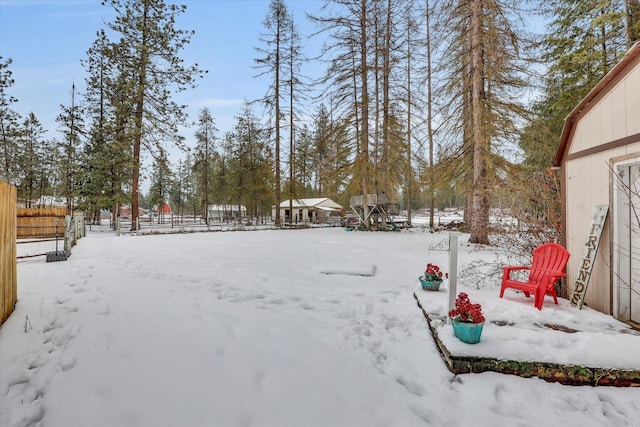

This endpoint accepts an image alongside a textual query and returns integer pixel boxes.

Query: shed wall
[563,57,640,315]
[569,66,640,155]
[565,144,640,313]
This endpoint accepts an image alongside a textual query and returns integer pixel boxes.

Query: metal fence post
[73,215,78,245]
[64,215,71,255]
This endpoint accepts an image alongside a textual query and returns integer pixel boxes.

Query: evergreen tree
[193,107,218,222]
[436,0,531,244]
[513,0,632,249]
[229,102,273,222]
[171,154,195,218]
[310,104,352,204]
[217,132,236,210]
[292,123,315,197]
[171,157,185,218]
[255,0,296,226]
[0,57,20,183]
[148,149,172,223]
[627,0,640,45]
[285,11,306,224]
[16,113,50,207]
[403,1,422,227]
[80,29,132,223]
[311,0,374,227]
[375,0,411,203]
[102,0,205,230]
[311,104,332,197]
[523,0,629,168]
[55,83,85,213]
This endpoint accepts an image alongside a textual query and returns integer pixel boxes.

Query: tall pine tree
[102,0,205,230]
[55,83,85,213]
[0,57,20,183]
[193,107,218,222]
[255,0,296,226]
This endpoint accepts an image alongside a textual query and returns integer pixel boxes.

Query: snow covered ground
[1,227,639,427]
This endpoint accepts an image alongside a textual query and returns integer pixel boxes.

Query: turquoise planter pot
[419,276,443,291]
[451,319,484,344]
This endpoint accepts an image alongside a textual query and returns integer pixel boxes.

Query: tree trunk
[426,0,435,229]
[627,0,640,47]
[406,12,413,228]
[130,2,149,232]
[381,0,391,200]
[360,0,370,228]
[274,16,282,227]
[289,24,295,228]
[469,0,489,244]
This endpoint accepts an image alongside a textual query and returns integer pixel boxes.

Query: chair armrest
[502,266,530,282]
[539,272,567,287]
[545,272,567,281]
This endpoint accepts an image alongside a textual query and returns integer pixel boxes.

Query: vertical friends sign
[569,205,609,309]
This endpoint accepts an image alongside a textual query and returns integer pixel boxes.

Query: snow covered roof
[315,205,341,212]
[277,198,343,209]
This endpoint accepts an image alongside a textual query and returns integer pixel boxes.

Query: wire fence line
[15,208,475,262]
[114,216,277,235]
[17,214,85,261]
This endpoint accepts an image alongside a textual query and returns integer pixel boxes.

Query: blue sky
[0,0,325,152]
[1,0,546,191]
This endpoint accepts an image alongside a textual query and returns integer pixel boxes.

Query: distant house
[153,201,171,215]
[273,198,344,225]
[207,204,247,222]
[553,42,640,324]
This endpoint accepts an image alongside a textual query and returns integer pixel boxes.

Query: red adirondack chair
[499,243,570,310]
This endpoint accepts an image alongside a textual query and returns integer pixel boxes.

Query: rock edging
[413,292,640,387]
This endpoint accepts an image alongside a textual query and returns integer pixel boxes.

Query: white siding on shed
[569,71,640,155]
[627,67,640,135]
[556,43,640,316]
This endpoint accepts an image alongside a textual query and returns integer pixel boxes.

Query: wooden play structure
[349,192,400,230]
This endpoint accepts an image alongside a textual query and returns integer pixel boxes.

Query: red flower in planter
[424,263,448,282]
[448,292,485,324]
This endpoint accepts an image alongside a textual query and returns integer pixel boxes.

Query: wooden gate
[0,180,17,326]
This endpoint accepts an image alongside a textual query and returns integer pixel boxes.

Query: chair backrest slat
[527,243,570,284]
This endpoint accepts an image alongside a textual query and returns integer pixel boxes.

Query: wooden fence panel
[17,207,67,238]
[0,181,17,326]
[16,207,67,217]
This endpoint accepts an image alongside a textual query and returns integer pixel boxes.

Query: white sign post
[448,232,461,323]
[569,205,608,309]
